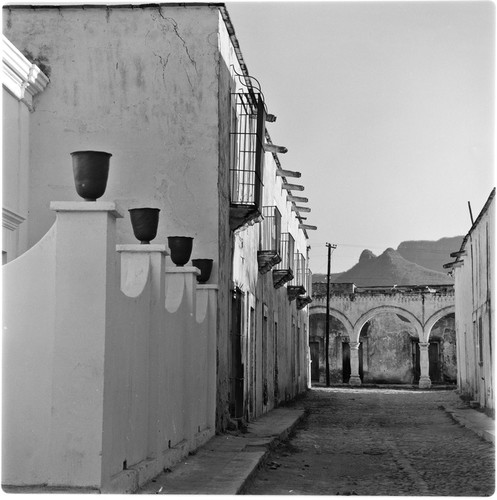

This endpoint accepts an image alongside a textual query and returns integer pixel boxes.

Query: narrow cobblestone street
[244,388,495,496]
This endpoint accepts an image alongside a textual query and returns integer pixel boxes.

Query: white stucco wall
[2,35,49,261]
[3,203,217,491]
[3,6,221,271]
[453,191,495,410]
[2,223,56,485]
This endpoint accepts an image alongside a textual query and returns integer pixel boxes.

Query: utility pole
[325,243,337,387]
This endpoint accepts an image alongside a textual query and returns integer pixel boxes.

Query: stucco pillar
[196,285,218,431]
[165,266,200,446]
[349,342,362,386]
[49,201,123,488]
[418,342,432,389]
[116,244,168,462]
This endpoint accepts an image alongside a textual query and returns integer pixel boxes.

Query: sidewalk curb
[237,409,306,494]
[136,407,306,495]
[442,406,495,444]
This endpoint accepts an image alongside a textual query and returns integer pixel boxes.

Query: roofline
[4,3,225,9]
[445,187,495,268]
[459,187,495,251]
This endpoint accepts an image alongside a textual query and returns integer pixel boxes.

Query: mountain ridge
[312,237,461,286]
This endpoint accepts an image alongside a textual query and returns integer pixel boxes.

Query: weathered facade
[2,36,48,263]
[444,188,495,412]
[310,284,456,387]
[2,5,313,491]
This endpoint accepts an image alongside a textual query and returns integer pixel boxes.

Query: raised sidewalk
[137,406,305,495]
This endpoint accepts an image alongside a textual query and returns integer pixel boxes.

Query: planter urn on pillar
[192,259,213,283]
[71,150,112,201]
[129,208,161,244]
[167,236,193,267]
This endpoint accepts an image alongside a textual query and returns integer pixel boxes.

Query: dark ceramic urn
[71,150,112,201]
[192,259,213,283]
[168,236,193,267]
[129,208,160,244]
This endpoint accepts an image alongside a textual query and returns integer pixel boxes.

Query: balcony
[272,233,294,288]
[297,269,313,309]
[229,92,266,231]
[257,206,282,274]
[287,252,306,300]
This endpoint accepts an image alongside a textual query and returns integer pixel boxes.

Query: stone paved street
[244,388,495,496]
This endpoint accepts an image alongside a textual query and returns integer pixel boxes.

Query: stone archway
[424,306,456,340]
[309,288,455,388]
[351,306,421,385]
[308,307,354,384]
[353,305,424,341]
[424,307,456,384]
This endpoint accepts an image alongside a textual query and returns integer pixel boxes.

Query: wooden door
[230,289,244,419]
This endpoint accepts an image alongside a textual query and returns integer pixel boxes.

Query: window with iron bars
[306,268,313,296]
[258,206,282,274]
[229,92,265,210]
[260,206,281,254]
[296,269,313,309]
[292,252,306,291]
[272,232,295,288]
[274,233,295,272]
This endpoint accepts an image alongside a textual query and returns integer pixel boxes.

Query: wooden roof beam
[264,143,288,154]
[287,195,308,203]
[283,183,304,191]
[292,206,311,213]
[276,169,301,178]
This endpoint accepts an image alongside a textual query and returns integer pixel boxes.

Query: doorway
[230,288,244,419]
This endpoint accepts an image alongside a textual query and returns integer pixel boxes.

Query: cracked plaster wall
[3,5,221,270]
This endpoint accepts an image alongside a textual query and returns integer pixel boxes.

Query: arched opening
[425,312,456,384]
[358,312,419,384]
[309,312,352,384]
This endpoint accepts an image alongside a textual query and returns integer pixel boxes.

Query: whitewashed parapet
[165,266,200,313]
[3,201,219,492]
[196,285,218,432]
[116,244,168,297]
[3,222,57,486]
[2,35,49,110]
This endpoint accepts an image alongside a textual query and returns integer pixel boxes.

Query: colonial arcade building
[310,284,456,387]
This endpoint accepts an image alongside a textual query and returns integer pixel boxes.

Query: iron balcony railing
[273,233,295,288]
[292,252,306,289]
[296,268,313,309]
[229,92,265,208]
[260,206,281,254]
[258,206,282,274]
[274,233,295,272]
[306,268,313,296]
[287,252,306,300]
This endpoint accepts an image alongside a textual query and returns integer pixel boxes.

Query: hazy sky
[227,1,495,273]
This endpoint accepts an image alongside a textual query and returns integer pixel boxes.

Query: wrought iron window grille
[272,232,295,289]
[297,269,313,309]
[288,252,306,300]
[229,90,266,231]
[257,206,282,274]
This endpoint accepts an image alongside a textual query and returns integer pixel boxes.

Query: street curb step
[137,407,305,495]
[442,406,495,444]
